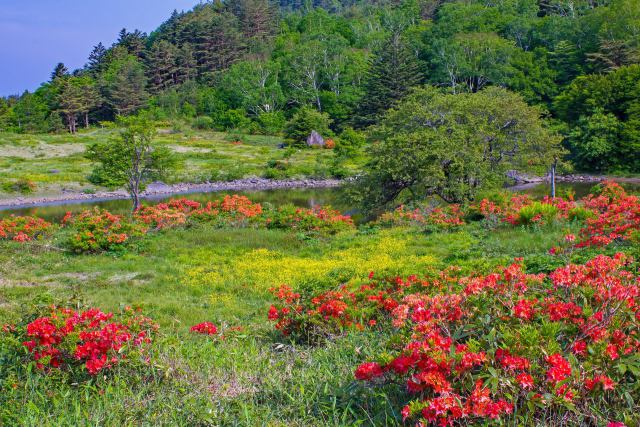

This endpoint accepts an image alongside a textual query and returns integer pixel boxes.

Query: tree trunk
[131,187,140,212]
[67,114,76,134]
[84,112,89,128]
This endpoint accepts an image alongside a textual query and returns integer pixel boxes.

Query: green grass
[0,220,587,425]
[0,128,365,199]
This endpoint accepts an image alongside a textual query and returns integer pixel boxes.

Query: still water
[0,187,352,222]
[1,181,638,223]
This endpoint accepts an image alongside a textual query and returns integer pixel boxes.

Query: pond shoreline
[0,178,344,210]
[2,174,638,211]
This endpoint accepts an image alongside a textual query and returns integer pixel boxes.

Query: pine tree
[176,45,197,84]
[86,43,107,75]
[587,39,640,73]
[50,63,69,82]
[146,41,179,92]
[117,28,129,45]
[80,79,102,128]
[354,33,422,128]
[116,28,147,58]
[58,79,84,133]
[103,58,149,116]
[57,77,102,132]
[226,0,276,44]
[193,11,244,80]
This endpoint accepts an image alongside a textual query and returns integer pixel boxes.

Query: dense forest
[0,0,638,173]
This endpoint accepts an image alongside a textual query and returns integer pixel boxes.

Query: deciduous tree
[86,115,175,210]
[351,86,565,210]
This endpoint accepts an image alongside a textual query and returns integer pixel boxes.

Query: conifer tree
[86,43,108,75]
[354,33,422,128]
[193,12,244,80]
[146,41,179,92]
[176,45,197,84]
[50,63,69,82]
[226,0,276,44]
[57,76,102,132]
[58,78,84,133]
[102,58,149,116]
[116,28,147,58]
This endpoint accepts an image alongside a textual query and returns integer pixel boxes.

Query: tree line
[0,0,638,173]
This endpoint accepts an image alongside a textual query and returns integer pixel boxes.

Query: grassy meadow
[0,211,590,425]
[0,129,363,199]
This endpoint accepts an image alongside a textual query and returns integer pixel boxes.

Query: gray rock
[146,181,172,192]
[306,131,325,148]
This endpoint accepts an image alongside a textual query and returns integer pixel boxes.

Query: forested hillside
[1,0,638,173]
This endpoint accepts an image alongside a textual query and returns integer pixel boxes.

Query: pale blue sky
[0,0,201,96]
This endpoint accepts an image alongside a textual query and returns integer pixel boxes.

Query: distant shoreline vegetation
[0,0,637,177]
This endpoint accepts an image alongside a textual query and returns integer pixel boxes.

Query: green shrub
[257,111,286,135]
[192,116,215,130]
[2,179,36,194]
[335,127,365,157]
[567,206,595,221]
[63,208,147,253]
[214,109,251,131]
[517,202,559,225]
[262,204,354,236]
[284,107,333,147]
[264,159,291,179]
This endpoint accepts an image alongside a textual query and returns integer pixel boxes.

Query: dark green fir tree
[354,33,423,128]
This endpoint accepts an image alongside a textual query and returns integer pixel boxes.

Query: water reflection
[0,188,351,223]
[1,181,637,223]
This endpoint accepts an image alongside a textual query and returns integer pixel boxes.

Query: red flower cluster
[585,374,616,391]
[135,196,263,230]
[545,353,572,384]
[191,194,263,226]
[577,181,640,247]
[0,215,53,242]
[190,322,218,335]
[354,361,384,380]
[267,276,428,338]
[21,307,157,375]
[268,249,640,425]
[134,198,201,230]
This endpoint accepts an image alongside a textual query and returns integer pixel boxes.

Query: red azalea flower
[190,322,218,335]
[354,362,384,381]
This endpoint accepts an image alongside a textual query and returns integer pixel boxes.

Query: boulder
[506,170,545,184]
[306,130,325,148]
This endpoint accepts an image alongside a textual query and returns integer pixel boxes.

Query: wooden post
[551,157,558,198]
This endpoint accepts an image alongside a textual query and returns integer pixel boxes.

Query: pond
[0,187,352,223]
[1,180,638,223]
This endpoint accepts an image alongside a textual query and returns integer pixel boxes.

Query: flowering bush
[1,195,355,253]
[189,194,263,227]
[0,215,53,242]
[15,306,157,376]
[135,196,263,230]
[263,205,354,236]
[377,203,465,231]
[62,208,147,253]
[268,253,640,425]
[268,273,445,341]
[134,198,202,230]
[576,181,640,248]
